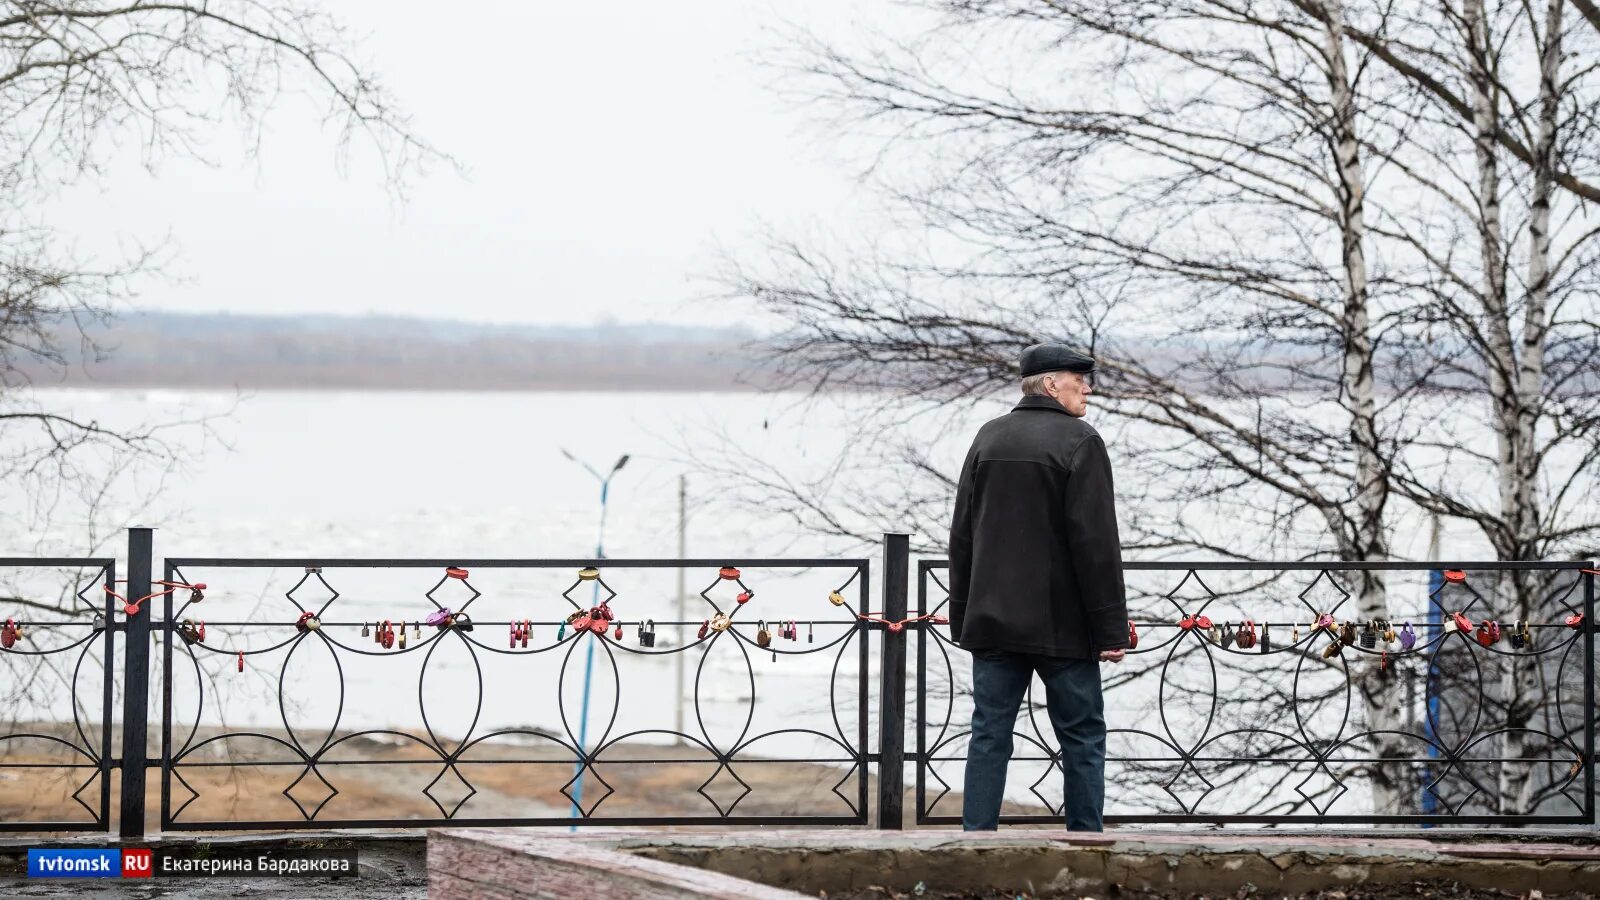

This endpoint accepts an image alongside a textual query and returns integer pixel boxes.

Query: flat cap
[1020,342,1095,377]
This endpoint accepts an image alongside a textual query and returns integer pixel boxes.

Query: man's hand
[1098,649,1125,663]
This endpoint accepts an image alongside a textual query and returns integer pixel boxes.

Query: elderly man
[947,341,1128,832]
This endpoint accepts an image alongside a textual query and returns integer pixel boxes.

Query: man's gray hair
[1021,372,1056,396]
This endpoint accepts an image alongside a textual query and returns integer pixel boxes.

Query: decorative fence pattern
[917,561,1597,826]
[153,555,873,830]
[0,532,1594,835]
[0,557,116,833]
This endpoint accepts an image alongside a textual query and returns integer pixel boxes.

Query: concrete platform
[427,828,1600,899]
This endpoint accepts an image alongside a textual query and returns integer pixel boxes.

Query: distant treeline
[15,312,777,391]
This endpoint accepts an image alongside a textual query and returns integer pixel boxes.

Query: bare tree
[715,0,1599,816]
[0,0,442,816]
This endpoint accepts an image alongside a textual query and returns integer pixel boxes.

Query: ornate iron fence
[154,553,873,830]
[0,556,116,832]
[2,531,1594,836]
[916,560,1597,826]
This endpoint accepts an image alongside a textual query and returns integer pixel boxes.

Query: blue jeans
[962,650,1106,831]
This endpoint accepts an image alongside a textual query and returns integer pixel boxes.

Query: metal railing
[0,556,116,833]
[0,531,1594,835]
[916,560,1597,826]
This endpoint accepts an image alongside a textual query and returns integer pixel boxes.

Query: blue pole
[1420,567,1443,820]
[569,475,612,828]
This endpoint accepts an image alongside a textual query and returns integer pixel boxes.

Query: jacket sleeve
[1066,433,1128,651]
[946,440,980,645]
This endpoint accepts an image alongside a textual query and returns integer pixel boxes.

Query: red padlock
[1451,611,1473,636]
[718,566,741,581]
[573,614,592,632]
[1567,613,1586,629]
[1195,615,1213,630]
[589,615,608,635]
[697,620,710,639]
[888,621,904,633]
[1476,620,1501,647]
[380,620,395,649]
[237,651,245,673]
[1443,569,1467,584]
[1236,619,1258,650]
[1,618,16,650]
[446,567,469,580]
[522,620,531,648]
[613,623,624,640]
[1178,615,1195,631]
[736,591,753,605]
[1127,620,1138,649]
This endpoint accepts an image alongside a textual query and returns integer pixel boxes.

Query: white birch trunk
[1318,0,1408,816]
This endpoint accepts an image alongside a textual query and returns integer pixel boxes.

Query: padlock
[1260,623,1271,652]
[736,590,754,605]
[1341,622,1358,646]
[510,621,521,649]
[1509,619,1525,649]
[756,621,772,648]
[1566,613,1585,629]
[640,619,656,648]
[1517,620,1533,649]
[398,629,408,649]
[1322,640,1342,659]
[573,613,592,633]
[1196,615,1213,630]
[92,613,105,631]
[521,620,531,648]
[1450,611,1473,636]
[710,613,731,633]
[1359,622,1377,650]
[1178,615,1195,631]
[189,586,205,604]
[1399,622,1417,650]
[426,607,454,629]
[1378,650,1391,677]
[1,618,16,650]
[237,650,244,672]
[1382,620,1396,643]
[697,620,709,640]
[446,566,470,580]
[1292,626,1299,643]
[1316,613,1335,633]
[1443,569,1467,584]
[719,566,741,581]
[1219,622,1234,647]
[828,591,846,607]
[380,620,395,649]
[454,613,473,633]
[1443,616,1458,634]
[807,621,814,643]
[413,621,421,637]
[578,567,600,581]
[179,619,204,645]
[589,614,608,636]
[1476,620,1501,647]
[361,622,371,638]
[613,622,624,641]
[1236,620,1257,650]
[558,622,567,640]
[296,611,321,634]
[1127,620,1138,649]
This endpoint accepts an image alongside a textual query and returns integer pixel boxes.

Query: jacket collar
[1012,395,1073,415]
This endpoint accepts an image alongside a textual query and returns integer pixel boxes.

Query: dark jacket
[947,395,1128,658]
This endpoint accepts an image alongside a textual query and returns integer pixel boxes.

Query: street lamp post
[561,449,629,829]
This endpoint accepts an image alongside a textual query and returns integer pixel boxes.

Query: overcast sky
[46,0,872,329]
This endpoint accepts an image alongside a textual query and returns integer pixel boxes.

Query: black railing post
[876,532,910,829]
[119,527,154,839]
[1585,562,1595,826]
